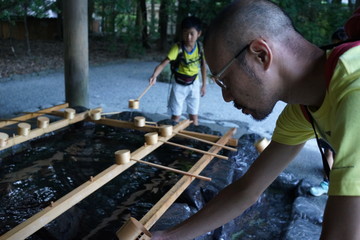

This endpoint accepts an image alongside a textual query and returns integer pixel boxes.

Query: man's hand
[150,230,166,240]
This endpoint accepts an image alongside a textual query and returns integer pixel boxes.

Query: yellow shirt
[167,42,202,76]
[273,45,360,196]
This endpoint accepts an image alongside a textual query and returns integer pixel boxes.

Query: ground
[0,37,164,79]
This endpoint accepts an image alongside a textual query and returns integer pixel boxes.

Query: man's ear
[198,30,202,37]
[248,38,272,70]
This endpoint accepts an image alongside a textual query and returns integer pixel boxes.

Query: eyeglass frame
[210,44,249,89]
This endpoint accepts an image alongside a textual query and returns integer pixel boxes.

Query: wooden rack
[0,104,238,240]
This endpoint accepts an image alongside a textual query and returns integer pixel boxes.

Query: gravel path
[0,59,285,138]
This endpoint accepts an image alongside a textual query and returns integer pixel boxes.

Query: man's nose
[222,88,234,102]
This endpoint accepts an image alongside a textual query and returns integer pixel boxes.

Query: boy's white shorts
[168,79,200,116]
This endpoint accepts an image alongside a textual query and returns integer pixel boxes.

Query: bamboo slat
[131,158,211,181]
[90,118,238,147]
[0,103,69,128]
[180,130,238,147]
[161,140,228,160]
[138,128,237,231]
[0,111,88,151]
[175,132,237,151]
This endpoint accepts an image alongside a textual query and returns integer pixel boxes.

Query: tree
[136,0,150,48]
[158,0,170,51]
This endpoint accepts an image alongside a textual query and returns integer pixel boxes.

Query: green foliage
[178,0,232,28]
[1,0,354,54]
[273,0,351,46]
[0,0,59,20]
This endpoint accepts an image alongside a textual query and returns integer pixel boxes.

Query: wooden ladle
[128,84,153,109]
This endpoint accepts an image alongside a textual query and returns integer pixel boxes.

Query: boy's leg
[168,83,187,120]
[189,114,198,125]
[171,115,181,122]
[186,80,200,125]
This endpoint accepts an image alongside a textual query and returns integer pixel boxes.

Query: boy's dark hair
[181,16,202,32]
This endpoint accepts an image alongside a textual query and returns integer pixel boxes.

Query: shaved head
[205,0,298,54]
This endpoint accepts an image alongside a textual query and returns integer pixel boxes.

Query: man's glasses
[210,45,249,89]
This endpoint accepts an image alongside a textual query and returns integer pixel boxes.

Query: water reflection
[0,120,207,240]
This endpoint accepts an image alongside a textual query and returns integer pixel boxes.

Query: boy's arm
[149,58,171,85]
[200,58,207,97]
[151,141,305,240]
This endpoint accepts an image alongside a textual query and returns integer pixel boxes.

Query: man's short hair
[205,0,297,53]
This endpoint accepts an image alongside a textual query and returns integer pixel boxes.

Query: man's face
[182,27,201,45]
[206,41,279,121]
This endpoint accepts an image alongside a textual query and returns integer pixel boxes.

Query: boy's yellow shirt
[167,42,202,77]
[272,45,360,196]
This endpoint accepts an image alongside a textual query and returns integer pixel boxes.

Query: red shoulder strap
[300,105,311,122]
[301,41,360,123]
[325,41,360,88]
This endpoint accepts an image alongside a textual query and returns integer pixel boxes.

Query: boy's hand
[149,76,157,85]
[201,85,206,97]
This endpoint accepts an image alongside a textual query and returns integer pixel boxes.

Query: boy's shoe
[310,181,329,197]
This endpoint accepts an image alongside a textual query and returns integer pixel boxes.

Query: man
[151,0,360,239]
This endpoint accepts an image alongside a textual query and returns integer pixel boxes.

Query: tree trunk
[56,0,63,40]
[158,0,169,51]
[150,0,155,36]
[7,15,16,57]
[23,2,31,56]
[356,0,360,9]
[100,0,105,33]
[88,0,94,34]
[63,0,89,108]
[139,0,150,48]
[175,0,190,42]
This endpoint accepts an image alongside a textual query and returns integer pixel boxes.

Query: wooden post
[63,0,89,108]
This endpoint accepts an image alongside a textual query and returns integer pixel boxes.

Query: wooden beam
[180,130,238,147]
[0,111,88,151]
[131,158,211,181]
[87,118,160,132]
[0,120,191,240]
[160,140,228,160]
[0,103,69,128]
[175,132,237,151]
[138,128,236,231]
[90,118,238,147]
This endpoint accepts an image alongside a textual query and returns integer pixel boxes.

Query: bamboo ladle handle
[159,140,228,160]
[101,111,122,116]
[175,132,237,152]
[137,84,153,101]
[131,158,211,181]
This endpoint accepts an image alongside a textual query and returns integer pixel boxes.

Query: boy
[149,16,207,126]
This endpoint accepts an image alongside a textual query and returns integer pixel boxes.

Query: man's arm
[151,141,305,240]
[321,196,360,239]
